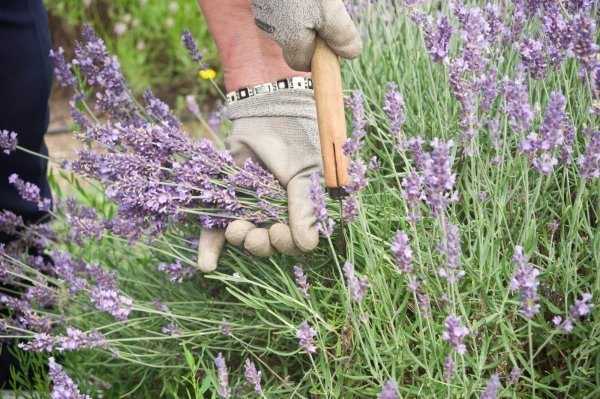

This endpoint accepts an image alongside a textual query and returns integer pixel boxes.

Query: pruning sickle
[311,36,349,256]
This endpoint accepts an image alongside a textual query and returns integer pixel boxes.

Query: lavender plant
[1,1,599,398]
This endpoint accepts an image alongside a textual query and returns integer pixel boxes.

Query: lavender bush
[1,0,599,397]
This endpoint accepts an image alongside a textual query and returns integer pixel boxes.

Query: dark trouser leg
[0,0,53,387]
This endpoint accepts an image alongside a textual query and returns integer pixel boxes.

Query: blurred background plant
[45,0,220,108]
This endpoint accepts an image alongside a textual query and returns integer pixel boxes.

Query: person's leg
[0,0,53,227]
[0,0,53,387]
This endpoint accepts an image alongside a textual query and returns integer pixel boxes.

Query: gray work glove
[197,90,322,272]
[250,0,363,71]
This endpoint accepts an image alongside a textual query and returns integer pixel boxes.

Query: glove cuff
[226,90,316,121]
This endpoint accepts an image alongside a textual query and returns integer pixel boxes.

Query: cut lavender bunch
[50,26,295,248]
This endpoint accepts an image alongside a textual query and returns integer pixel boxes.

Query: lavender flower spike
[48,357,91,399]
[296,320,317,353]
[442,314,469,355]
[423,139,457,216]
[215,353,232,398]
[443,355,454,381]
[0,130,18,154]
[49,47,77,88]
[391,230,413,273]
[182,29,205,66]
[243,359,262,394]
[309,173,335,237]
[342,262,369,302]
[383,82,405,145]
[293,265,310,300]
[8,174,51,211]
[379,379,398,399]
[480,374,501,399]
[510,245,540,318]
[578,128,600,179]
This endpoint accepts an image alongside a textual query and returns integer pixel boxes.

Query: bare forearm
[197,0,308,91]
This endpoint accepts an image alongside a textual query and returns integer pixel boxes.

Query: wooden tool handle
[311,36,349,198]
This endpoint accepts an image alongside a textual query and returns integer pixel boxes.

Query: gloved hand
[250,0,362,72]
[197,90,322,272]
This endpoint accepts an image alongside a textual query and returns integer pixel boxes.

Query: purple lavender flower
[309,173,335,237]
[483,4,505,47]
[343,195,359,223]
[344,159,367,194]
[220,321,232,337]
[143,88,180,128]
[368,156,381,170]
[422,139,457,216]
[293,265,310,300]
[521,92,567,175]
[162,323,183,336]
[296,320,317,353]
[0,130,18,154]
[571,14,598,74]
[185,95,201,117]
[422,15,452,63]
[406,136,429,171]
[342,90,367,156]
[8,174,51,211]
[215,353,231,398]
[438,222,464,283]
[561,119,576,164]
[578,128,600,179]
[157,259,196,283]
[343,263,369,302]
[556,293,595,331]
[18,332,55,352]
[383,82,406,145]
[208,109,223,133]
[509,366,522,384]
[541,5,572,69]
[89,286,133,321]
[550,220,559,233]
[481,374,501,399]
[502,66,534,133]
[391,231,413,273]
[417,292,431,317]
[49,47,76,88]
[401,170,424,223]
[48,357,91,399]
[443,355,454,381]
[510,245,540,318]
[448,57,470,105]
[379,379,398,399]
[459,7,490,73]
[74,25,134,118]
[63,198,104,244]
[58,327,109,351]
[243,359,262,394]
[517,36,548,80]
[442,314,469,355]
[182,29,205,66]
[473,67,500,112]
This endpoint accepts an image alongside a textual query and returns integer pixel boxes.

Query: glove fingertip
[225,220,256,246]
[197,228,226,272]
[244,228,277,257]
[292,223,319,253]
